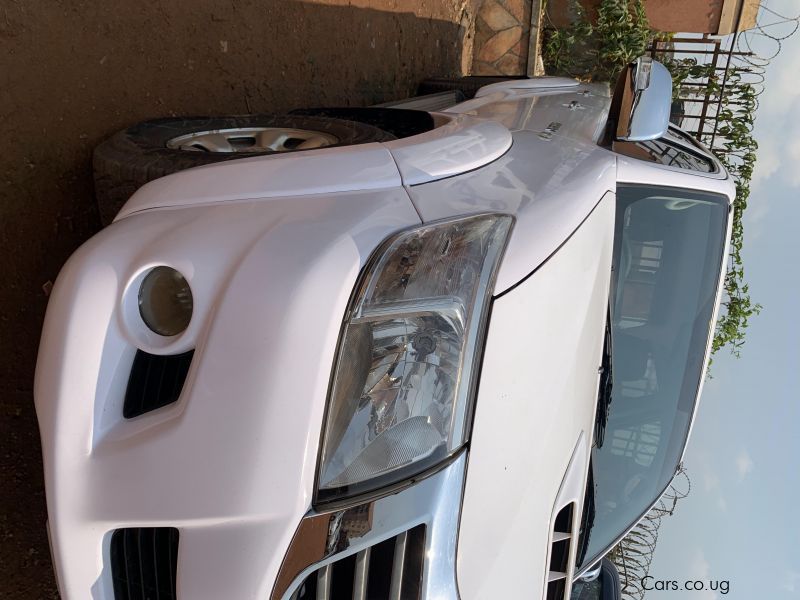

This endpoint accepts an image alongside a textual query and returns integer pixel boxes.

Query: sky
[645,2,800,598]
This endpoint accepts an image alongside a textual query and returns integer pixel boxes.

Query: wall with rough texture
[548,0,726,34]
[472,0,533,75]
[645,0,723,33]
[0,1,478,597]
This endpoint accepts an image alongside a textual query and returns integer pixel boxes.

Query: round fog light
[138,266,193,337]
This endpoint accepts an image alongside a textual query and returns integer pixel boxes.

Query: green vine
[542,1,761,362]
[594,0,651,80]
[542,0,653,81]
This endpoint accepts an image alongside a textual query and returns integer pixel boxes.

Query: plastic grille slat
[110,528,179,600]
[123,350,194,419]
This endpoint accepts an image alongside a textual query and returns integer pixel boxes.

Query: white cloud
[742,29,800,228]
[689,548,711,579]
[750,139,781,190]
[757,57,800,115]
[688,549,719,600]
[787,137,800,186]
[703,471,720,492]
[735,449,754,480]
[716,496,728,512]
[782,569,800,593]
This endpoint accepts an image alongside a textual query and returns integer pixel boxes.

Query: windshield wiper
[593,308,613,448]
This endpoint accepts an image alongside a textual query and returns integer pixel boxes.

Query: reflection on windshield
[577,185,728,570]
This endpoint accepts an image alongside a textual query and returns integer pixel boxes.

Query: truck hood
[406,128,617,294]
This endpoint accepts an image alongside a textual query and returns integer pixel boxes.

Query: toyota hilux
[35,57,733,599]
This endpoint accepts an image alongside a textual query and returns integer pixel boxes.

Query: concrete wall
[548,0,759,34]
[646,0,723,33]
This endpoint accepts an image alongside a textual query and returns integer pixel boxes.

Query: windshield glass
[577,185,729,570]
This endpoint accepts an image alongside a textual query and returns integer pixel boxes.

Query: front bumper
[34,188,420,599]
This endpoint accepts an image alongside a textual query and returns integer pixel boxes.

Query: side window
[613,137,715,173]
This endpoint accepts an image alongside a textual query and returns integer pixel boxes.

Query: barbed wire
[609,467,692,600]
[655,2,798,141]
[735,3,800,63]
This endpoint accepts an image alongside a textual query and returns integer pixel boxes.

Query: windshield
[577,185,729,570]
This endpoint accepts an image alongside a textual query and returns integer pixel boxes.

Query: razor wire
[608,467,692,600]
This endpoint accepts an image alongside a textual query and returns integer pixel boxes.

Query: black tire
[417,76,527,100]
[290,107,436,140]
[93,114,396,226]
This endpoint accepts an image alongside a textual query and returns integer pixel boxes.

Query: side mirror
[579,562,603,583]
[572,558,622,600]
[615,56,672,142]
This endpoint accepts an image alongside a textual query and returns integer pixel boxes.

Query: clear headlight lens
[138,266,193,337]
[317,214,513,502]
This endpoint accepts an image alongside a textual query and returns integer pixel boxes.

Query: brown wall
[548,0,729,34]
[645,0,723,33]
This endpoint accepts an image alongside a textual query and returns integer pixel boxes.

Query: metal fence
[648,33,763,155]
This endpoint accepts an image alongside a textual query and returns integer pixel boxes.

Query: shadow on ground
[0,1,467,596]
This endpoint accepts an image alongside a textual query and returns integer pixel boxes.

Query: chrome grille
[291,525,425,600]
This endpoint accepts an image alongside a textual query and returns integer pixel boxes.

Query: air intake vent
[546,504,574,600]
[292,525,425,600]
[124,350,193,418]
[110,527,179,600]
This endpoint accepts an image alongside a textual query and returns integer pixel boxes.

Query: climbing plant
[542,0,653,81]
[542,0,761,363]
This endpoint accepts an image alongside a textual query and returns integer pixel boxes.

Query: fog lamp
[138,266,193,337]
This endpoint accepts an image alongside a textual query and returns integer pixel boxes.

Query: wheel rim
[165,127,339,153]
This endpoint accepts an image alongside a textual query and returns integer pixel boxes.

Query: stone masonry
[472,0,543,75]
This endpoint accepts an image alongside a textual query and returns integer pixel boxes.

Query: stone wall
[472,0,534,74]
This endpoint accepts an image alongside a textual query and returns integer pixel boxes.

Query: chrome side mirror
[615,56,672,142]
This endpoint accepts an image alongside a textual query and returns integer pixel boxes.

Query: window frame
[611,126,725,179]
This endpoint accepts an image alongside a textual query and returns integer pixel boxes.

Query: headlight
[138,266,193,337]
[317,214,513,502]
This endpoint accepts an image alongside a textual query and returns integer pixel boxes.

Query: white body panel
[35,189,420,598]
[35,74,736,600]
[406,130,615,294]
[457,194,615,598]
[116,143,403,219]
[410,82,616,293]
[383,113,512,185]
[473,76,580,97]
[118,113,516,219]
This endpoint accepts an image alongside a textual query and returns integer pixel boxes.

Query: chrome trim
[633,56,653,91]
[273,453,467,600]
[389,531,409,600]
[353,548,371,600]
[616,57,672,142]
[316,565,332,600]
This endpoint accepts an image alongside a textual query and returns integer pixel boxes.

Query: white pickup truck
[35,57,732,600]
